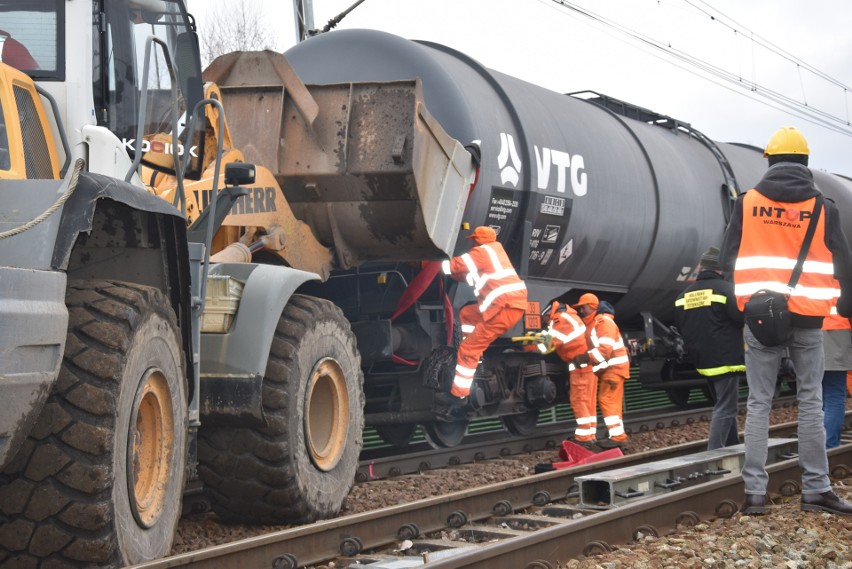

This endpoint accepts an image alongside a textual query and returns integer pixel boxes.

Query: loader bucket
[204,51,475,269]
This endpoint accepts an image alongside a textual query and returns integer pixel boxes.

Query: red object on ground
[549,439,623,469]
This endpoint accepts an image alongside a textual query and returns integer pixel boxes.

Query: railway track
[180,398,755,516]
[132,421,852,569]
[356,396,798,481]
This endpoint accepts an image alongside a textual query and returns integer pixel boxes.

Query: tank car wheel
[375,423,418,447]
[422,420,468,448]
[502,411,540,436]
[197,294,364,523]
[665,388,692,409]
[0,281,187,567]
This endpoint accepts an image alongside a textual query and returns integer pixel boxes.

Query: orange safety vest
[734,191,836,316]
[548,307,587,364]
[823,285,852,331]
[587,313,630,378]
[443,241,527,321]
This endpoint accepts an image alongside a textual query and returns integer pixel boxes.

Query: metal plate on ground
[576,438,798,508]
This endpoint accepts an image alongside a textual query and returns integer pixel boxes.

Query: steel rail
[357,396,799,480]
[128,421,841,569]
[423,443,852,569]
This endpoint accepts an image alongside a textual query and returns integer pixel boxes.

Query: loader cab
[92,0,206,179]
[0,0,206,180]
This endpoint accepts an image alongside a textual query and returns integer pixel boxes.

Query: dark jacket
[674,270,745,376]
[720,162,852,328]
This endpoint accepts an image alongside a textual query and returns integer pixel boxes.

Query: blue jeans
[742,326,830,495]
[822,370,847,448]
[707,372,741,450]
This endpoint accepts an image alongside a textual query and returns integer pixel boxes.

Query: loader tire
[197,294,364,524]
[0,281,187,568]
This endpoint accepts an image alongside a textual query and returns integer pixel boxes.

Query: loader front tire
[198,294,364,524]
[0,281,187,568]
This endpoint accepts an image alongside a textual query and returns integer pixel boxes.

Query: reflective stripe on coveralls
[675,292,746,376]
[588,328,630,373]
[549,306,597,441]
[443,239,527,397]
[586,313,630,442]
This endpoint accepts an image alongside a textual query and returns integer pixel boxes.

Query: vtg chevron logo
[497,132,522,187]
[496,133,588,196]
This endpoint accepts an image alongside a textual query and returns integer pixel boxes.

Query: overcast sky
[187,0,852,177]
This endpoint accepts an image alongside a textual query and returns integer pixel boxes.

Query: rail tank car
[286,30,851,315]
[283,29,852,429]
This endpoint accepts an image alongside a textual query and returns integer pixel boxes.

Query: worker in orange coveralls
[574,294,631,450]
[544,302,599,449]
[441,226,527,400]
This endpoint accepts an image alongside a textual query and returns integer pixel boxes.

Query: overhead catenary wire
[541,0,852,138]
[685,0,852,93]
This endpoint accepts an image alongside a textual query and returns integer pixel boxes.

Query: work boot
[801,491,852,516]
[570,439,597,451]
[433,392,468,420]
[740,494,766,515]
[596,438,627,451]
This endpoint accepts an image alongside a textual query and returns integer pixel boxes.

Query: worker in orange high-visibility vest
[721,125,852,516]
[574,294,631,450]
[544,302,597,448]
[441,226,527,400]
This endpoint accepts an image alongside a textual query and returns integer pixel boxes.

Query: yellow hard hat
[764,126,809,157]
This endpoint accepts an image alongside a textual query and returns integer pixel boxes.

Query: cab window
[0,0,64,81]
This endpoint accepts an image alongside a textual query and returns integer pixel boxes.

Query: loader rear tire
[0,281,187,568]
[197,294,364,524]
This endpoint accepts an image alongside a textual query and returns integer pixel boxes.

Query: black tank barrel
[284,29,852,323]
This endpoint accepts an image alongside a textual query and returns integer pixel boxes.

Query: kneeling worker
[442,226,527,400]
[574,294,631,450]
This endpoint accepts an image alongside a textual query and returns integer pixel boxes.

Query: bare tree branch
[198,0,278,67]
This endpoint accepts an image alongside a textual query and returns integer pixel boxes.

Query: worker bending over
[574,294,631,450]
[546,302,598,448]
[442,226,527,399]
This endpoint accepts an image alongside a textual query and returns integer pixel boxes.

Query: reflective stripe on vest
[823,289,851,330]
[444,241,526,318]
[471,243,526,313]
[549,312,585,344]
[734,191,835,316]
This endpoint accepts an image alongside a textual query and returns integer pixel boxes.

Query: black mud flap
[423,345,457,391]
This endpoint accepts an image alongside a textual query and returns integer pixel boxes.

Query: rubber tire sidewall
[112,304,187,564]
[198,294,364,524]
[269,296,363,520]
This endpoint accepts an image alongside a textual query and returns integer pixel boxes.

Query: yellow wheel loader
[0,0,475,566]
